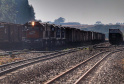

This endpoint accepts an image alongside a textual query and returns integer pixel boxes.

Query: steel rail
[0,51,61,69]
[0,46,85,69]
[0,47,83,76]
[74,50,122,84]
[0,50,58,57]
[45,51,109,84]
[45,48,123,84]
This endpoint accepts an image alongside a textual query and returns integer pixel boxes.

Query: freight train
[23,21,105,49]
[109,29,123,45]
[0,21,105,50]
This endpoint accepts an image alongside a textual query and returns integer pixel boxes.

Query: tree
[15,0,35,24]
[54,17,65,25]
[35,19,42,22]
[95,21,103,25]
[0,0,16,23]
[0,0,35,24]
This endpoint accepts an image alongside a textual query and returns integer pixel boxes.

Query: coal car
[0,22,24,49]
[109,29,123,45]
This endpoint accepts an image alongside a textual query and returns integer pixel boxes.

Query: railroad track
[45,48,123,84]
[0,42,111,57]
[0,46,85,76]
[0,50,56,57]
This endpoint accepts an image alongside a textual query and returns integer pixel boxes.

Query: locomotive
[109,29,123,45]
[23,21,45,49]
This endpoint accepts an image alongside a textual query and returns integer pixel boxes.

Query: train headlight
[32,22,35,26]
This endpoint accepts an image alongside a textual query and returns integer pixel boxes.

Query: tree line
[0,0,35,24]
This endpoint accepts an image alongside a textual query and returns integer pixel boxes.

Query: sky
[28,0,124,25]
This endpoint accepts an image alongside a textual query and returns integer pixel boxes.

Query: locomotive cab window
[61,29,65,38]
[56,28,61,38]
[50,27,55,37]
[51,27,54,31]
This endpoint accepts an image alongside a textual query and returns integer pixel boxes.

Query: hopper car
[0,22,24,49]
[109,29,123,45]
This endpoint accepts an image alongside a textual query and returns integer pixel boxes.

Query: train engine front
[23,21,44,49]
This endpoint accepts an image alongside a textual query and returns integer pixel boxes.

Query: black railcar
[109,29,123,45]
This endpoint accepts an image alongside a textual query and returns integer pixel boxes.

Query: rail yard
[0,0,124,84]
[0,20,123,84]
[0,42,123,84]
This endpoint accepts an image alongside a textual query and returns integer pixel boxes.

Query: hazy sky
[29,0,124,24]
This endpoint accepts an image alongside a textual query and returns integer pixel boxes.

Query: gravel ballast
[0,45,124,84]
[0,49,99,84]
[80,50,124,84]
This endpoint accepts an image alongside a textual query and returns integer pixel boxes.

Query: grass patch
[0,57,22,65]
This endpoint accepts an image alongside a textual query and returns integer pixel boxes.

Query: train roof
[24,21,105,35]
[109,29,122,34]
